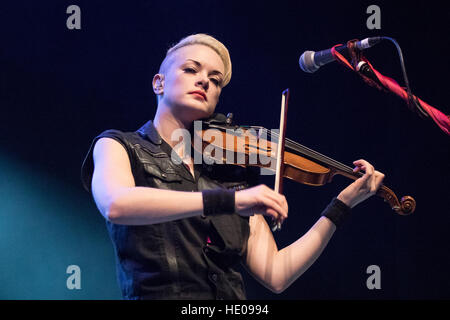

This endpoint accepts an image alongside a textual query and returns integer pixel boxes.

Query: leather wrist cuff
[321,197,351,228]
[202,189,235,216]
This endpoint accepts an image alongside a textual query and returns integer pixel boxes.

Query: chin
[189,107,214,121]
[174,103,214,122]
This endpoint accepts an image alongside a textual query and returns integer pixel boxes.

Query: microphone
[299,37,382,73]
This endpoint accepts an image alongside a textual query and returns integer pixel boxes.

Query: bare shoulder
[93,137,129,165]
[92,137,134,183]
[91,137,135,203]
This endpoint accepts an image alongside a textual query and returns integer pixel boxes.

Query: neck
[153,105,192,149]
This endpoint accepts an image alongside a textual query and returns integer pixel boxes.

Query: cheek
[169,76,186,91]
[207,93,220,110]
[165,70,187,87]
[211,88,222,103]
[163,77,187,100]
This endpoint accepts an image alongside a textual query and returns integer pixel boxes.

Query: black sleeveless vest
[81,119,259,299]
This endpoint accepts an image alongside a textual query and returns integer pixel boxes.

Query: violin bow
[272,89,290,232]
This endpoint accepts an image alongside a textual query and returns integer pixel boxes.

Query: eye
[210,78,220,86]
[183,67,197,73]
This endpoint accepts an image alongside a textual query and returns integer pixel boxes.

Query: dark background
[0,1,449,299]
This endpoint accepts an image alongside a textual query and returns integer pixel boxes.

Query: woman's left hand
[337,159,385,208]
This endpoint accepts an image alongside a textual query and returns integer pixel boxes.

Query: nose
[195,73,209,91]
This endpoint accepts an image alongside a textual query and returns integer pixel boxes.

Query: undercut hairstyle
[158,33,232,87]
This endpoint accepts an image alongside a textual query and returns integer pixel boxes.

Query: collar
[136,120,162,145]
[137,113,229,145]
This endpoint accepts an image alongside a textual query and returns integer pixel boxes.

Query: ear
[152,74,164,95]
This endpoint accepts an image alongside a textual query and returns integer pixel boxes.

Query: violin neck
[285,140,361,179]
[256,128,415,215]
[259,127,360,179]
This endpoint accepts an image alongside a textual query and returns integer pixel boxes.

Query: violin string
[287,139,357,174]
[242,126,356,175]
[259,128,356,175]
[285,138,354,173]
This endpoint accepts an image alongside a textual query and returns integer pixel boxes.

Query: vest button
[211,273,218,282]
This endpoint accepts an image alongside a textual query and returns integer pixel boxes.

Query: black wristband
[321,197,351,228]
[202,188,235,216]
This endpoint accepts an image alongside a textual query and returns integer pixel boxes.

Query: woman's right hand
[235,184,288,224]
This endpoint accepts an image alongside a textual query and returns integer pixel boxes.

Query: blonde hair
[159,33,232,87]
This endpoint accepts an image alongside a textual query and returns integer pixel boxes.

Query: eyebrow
[185,59,223,76]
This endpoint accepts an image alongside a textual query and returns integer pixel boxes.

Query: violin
[193,113,416,216]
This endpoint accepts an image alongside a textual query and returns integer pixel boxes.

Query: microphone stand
[330,38,450,136]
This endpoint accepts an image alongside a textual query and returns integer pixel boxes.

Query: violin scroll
[398,195,416,215]
[377,185,416,215]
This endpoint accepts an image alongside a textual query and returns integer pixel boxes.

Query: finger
[354,165,367,175]
[273,213,286,224]
[265,188,288,212]
[259,197,287,219]
[353,162,368,178]
[272,216,284,232]
[353,160,374,173]
[266,208,280,220]
[271,219,282,232]
[356,168,372,186]
[353,159,369,166]
[255,204,285,223]
[363,161,376,192]
[360,162,374,175]
[355,161,375,185]
[370,173,377,193]
[353,159,363,172]
[353,159,365,169]
[373,171,385,191]
[254,205,279,221]
[356,161,375,191]
[261,190,288,218]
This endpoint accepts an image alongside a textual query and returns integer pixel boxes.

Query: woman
[81,34,384,299]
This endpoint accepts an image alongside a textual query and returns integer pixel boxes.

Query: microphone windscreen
[299,51,318,73]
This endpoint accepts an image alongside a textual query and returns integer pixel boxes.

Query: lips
[189,91,207,101]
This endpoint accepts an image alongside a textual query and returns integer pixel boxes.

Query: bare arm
[91,138,288,225]
[91,137,205,225]
[244,159,385,294]
[245,214,335,293]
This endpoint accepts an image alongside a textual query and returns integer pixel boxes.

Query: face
[153,44,225,122]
